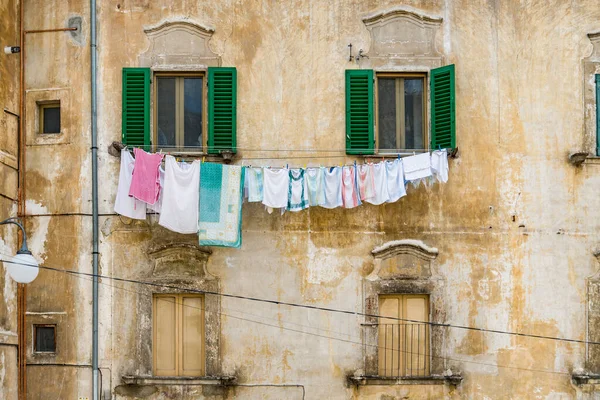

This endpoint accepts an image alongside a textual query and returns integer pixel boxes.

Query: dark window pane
[157,78,176,147]
[183,78,203,148]
[378,78,396,151]
[35,326,55,352]
[43,106,60,134]
[404,78,424,150]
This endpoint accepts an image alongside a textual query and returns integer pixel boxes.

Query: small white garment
[322,167,343,209]
[385,159,407,203]
[357,163,376,201]
[341,166,360,209]
[148,165,165,213]
[364,162,389,205]
[287,169,309,212]
[402,153,432,181]
[158,156,201,234]
[431,149,449,183]
[305,167,326,206]
[262,168,289,209]
[244,167,264,202]
[114,149,147,220]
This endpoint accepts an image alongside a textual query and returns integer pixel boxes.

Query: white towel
[245,167,264,202]
[262,168,289,209]
[114,149,147,220]
[305,167,326,206]
[431,149,449,183]
[402,153,432,181]
[386,159,407,203]
[148,165,165,213]
[322,167,343,209]
[364,162,389,205]
[158,156,201,234]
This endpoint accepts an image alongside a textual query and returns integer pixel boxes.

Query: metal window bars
[377,323,430,378]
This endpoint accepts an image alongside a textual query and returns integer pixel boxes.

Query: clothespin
[438,145,442,151]
[286,163,288,169]
[202,156,206,163]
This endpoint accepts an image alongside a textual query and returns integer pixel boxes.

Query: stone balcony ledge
[122,375,236,386]
[348,374,462,386]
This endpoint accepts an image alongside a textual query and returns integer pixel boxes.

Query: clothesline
[123,144,438,153]
[114,148,450,248]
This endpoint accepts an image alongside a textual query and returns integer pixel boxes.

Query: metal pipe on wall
[90,0,99,397]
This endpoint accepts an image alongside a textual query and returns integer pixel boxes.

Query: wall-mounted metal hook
[348,43,354,62]
[356,49,369,63]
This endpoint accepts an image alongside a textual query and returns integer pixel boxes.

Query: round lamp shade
[4,252,39,284]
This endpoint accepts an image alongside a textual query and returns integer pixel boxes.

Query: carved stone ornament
[367,239,439,281]
[138,19,221,69]
[147,241,214,279]
[362,8,442,59]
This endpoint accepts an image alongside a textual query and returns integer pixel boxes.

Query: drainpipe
[90,0,99,398]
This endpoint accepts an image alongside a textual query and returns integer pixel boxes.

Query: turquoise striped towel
[198,162,245,248]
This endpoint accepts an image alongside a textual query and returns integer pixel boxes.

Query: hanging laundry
[263,168,290,209]
[322,167,343,209]
[128,148,164,205]
[148,165,165,213]
[305,167,326,207]
[431,149,449,183]
[244,167,264,202]
[341,166,360,208]
[386,159,407,203]
[403,152,432,182]
[159,156,201,234]
[357,163,376,201]
[364,162,390,205]
[198,163,245,248]
[114,149,147,220]
[287,169,309,212]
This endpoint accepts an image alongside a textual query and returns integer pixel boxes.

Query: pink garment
[357,163,375,201]
[128,148,164,205]
[341,166,360,208]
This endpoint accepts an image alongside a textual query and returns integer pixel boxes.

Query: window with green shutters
[346,69,374,155]
[430,65,456,150]
[122,68,151,148]
[345,65,456,154]
[121,67,237,153]
[208,67,237,154]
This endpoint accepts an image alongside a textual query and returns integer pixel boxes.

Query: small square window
[39,102,61,134]
[34,325,56,353]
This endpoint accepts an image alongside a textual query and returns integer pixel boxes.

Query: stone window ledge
[583,156,600,165]
[572,374,600,385]
[348,374,462,386]
[122,375,236,386]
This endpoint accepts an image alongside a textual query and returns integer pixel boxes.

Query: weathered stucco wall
[17,0,600,399]
[0,0,20,399]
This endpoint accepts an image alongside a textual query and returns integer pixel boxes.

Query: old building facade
[2,0,600,399]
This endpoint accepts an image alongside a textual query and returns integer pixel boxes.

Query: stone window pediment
[368,239,439,281]
[139,19,221,69]
[361,7,443,69]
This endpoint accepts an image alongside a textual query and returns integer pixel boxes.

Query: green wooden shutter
[122,68,151,148]
[596,74,600,156]
[430,64,456,150]
[208,67,237,154]
[345,69,374,155]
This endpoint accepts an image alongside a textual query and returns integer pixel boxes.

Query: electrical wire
[68,265,575,377]
[1,252,597,348]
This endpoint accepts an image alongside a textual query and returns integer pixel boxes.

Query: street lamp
[0,217,39,283]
